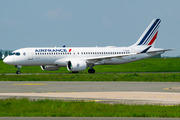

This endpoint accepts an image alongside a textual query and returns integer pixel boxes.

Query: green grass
[0,73,180,82]
[0,98,180,117]
[1,58,180,82]
[1,58,180,73]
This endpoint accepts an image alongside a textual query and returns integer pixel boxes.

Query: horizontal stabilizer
[147,49,173,53]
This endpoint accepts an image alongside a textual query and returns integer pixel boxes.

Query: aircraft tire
[16,71,21,74]
[72,71,79,73]
[88,68,95,74]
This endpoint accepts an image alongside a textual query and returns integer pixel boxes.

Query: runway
[0,81,180,105]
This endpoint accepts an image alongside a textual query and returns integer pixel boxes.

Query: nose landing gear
[15,65,22,74]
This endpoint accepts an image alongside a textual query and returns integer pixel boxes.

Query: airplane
[3,18,172,74]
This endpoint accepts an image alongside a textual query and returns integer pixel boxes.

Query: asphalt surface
[0,81,180,105]
[1,81,180,93]
[1,81,180,119]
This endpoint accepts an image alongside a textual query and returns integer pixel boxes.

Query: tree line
[0,51,12,59]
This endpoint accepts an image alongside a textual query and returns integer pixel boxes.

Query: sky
[0,0,179,56]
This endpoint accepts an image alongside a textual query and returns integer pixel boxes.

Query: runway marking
[0,91,10,93]
[13,83,47,85]
[164,87,180,91]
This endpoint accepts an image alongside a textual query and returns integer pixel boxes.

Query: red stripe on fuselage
[148,31,158,45]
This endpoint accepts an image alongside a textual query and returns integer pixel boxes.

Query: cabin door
[27,49,33,60]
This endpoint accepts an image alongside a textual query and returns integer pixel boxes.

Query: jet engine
[40,65,60,71]
[67,60,87,72]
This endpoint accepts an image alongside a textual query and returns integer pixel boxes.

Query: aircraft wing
[85,53,137,62]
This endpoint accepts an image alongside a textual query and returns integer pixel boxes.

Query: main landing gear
[88,68,95,74]
[72,71,79,73]
[15,65,22,74]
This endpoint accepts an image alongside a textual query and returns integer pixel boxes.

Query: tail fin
[132,19,161,47]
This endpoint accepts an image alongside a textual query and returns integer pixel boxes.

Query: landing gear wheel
[16,71,21,74]
[15,65,22,74]
[72,71,79,73]
[88,68,95,74]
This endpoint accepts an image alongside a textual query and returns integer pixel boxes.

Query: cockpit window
[9,52,20,56]
[15,52,20,56]
[9,53,15,56]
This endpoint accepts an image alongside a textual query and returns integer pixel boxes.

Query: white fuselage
[4,46,162,66]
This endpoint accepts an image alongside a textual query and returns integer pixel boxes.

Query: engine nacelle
[67,60,87,72]
[40,65,60,71]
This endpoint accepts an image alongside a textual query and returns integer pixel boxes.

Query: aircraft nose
[3,57,14,65]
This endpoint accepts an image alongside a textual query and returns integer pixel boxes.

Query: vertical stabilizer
[132,19,161,47]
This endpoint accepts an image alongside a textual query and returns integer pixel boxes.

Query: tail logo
[138,19,161,46]
[148,31,158,45]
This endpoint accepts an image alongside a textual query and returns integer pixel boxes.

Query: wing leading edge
[85,53,137,62]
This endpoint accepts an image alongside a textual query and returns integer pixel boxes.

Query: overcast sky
[0,0,179,56]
